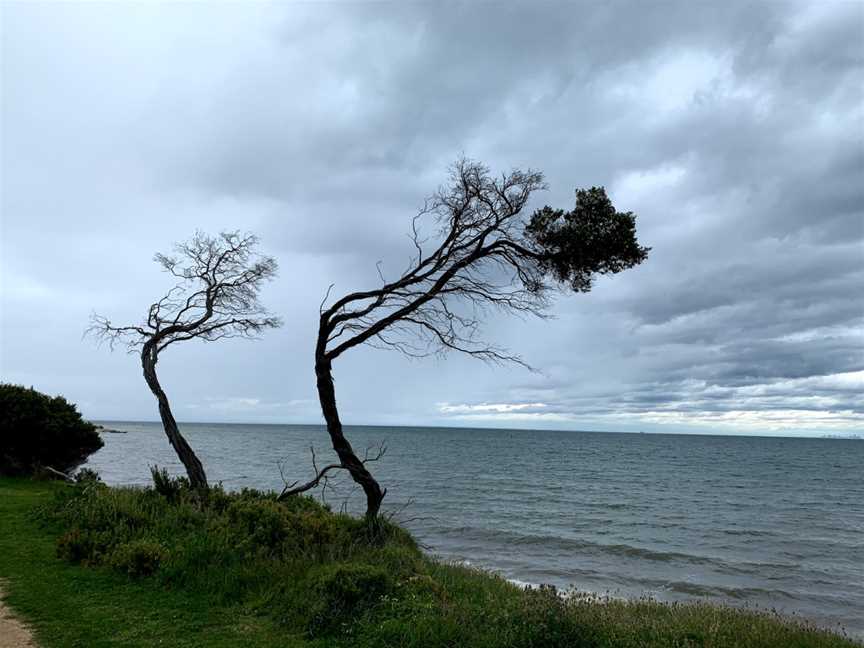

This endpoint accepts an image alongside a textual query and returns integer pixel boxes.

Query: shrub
[308,563,394,635]
[150,466,188,502]
[226,498,293,551]
[75,468,102,484]
[0,383,103,476]
[56,528,97,564]
[109,540,168,577]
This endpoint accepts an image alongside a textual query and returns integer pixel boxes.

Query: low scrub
[36,473,859,647]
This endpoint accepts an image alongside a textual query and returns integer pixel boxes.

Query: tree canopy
[91,231,281,354]
[318,159,649,367]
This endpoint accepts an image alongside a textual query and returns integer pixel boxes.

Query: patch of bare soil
[0,581,37,648]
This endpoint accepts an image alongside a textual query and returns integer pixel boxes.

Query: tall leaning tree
[90,231,281,489]
[287,158,649,519]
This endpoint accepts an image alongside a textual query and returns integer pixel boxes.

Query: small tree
[296,159,649,518]
[0,383,104,476]
[90,231,281,489]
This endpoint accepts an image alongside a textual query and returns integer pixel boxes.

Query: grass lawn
[0,476,858,648]
[0,478,295,648]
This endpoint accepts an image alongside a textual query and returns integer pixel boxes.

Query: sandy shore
[0,581,37,648]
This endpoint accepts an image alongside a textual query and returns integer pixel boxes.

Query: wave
[433,525,804,575]
[505,575,799,606]
[719,528,776,537]
[654,581,799,601]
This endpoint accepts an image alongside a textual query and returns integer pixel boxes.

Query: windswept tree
[90,231,281,489]
[292,158,649,519]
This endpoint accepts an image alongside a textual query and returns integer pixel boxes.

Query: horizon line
[92,419,863,440]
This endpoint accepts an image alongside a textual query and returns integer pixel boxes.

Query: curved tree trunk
[141,344,208,489]
[314,355,384,519]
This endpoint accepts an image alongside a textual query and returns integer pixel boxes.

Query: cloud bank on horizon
[1,1,862,436]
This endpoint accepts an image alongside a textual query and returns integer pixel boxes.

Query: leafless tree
[289,158,649,519]
[89,231,281,489]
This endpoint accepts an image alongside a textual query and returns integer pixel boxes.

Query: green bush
[150,466,188,502]
[0,383,103,475]
[56,528,97,564]
[227,498,293,551]
[109,539,168,577]
[75,468,102,484]
[308,563,394,635]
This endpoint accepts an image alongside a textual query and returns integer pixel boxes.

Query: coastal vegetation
[0,475,856,648]
[0,383,103,477]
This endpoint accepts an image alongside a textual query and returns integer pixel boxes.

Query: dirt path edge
[0,580,38,648]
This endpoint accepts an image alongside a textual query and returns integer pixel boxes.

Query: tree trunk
[141,345,208,489]
[315,356,384,519]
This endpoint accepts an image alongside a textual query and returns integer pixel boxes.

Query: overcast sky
[1,1,862,437]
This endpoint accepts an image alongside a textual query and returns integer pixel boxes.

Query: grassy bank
[0,476,857,648]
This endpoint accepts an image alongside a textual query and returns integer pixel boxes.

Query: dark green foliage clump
[527,187,650,292]
[150,465,189,502]
[56,527,98,564]
[308,564,394,635]
[0,383,103,476]
[109,539,169,577]
[22,475,856,647]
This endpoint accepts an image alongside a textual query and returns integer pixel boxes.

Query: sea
[87,422,863,639]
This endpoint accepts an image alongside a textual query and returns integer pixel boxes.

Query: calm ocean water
[87,422,863,638]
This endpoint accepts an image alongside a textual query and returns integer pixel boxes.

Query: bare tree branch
[88,231,282,488]
[278,442,387,500]
[89,231,282,354]
[319,159,549,365]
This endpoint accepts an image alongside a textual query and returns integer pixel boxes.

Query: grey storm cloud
[1,0,862,436]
